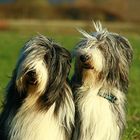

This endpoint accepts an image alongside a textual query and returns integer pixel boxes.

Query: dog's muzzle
[80,54,90,62]
[79,54,93,69]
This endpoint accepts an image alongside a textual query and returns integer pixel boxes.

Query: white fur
[9,103,65,140]
[75,85,126,140]
[90,47,104,72]
[9,88,75,140]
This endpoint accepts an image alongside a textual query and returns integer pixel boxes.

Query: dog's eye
[26,71,37,85]
[27,71,36,77]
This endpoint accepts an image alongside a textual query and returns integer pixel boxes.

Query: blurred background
[0,0,140,33]
[0,0,140,140]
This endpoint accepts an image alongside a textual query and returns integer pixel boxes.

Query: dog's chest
[76,89,121,140]
[9,104,66,140]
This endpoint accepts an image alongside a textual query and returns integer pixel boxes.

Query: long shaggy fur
[0,35,75,140]
[72,21,133,140]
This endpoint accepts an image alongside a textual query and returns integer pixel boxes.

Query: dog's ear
[53,45,72,81]
[38,45,72,110]
[118,36,133,92]
[117,36,133,66]
[60,48,72,80]
[106,35,133,93]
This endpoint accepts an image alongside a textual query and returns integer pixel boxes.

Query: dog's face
[14,36,71,96]
[75,32,133,72]
[74,38,104,73]
[73,23,133,91]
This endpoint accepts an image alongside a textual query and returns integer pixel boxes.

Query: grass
[0,30,140,140]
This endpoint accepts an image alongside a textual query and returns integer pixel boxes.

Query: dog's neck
[73,68,121,103]
[73,67,102,88]
[73,71,126,140]
[81,69,97,86]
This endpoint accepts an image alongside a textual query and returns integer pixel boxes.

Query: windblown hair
[72,22,133,140]
[0,35,75,140]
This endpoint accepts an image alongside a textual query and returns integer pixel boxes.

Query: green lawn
[0,30,140,140]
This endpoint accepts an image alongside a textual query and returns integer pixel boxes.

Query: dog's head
[7,35,71,108]
[73,22,133,92]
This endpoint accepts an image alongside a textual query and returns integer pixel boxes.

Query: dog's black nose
[80,55,90,62]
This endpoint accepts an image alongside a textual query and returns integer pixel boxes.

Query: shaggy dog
[0,35,75,140]
[71,22,133,140]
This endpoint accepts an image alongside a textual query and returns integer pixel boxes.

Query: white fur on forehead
[91,48,104,72]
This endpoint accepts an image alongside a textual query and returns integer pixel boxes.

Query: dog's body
[0,35,75,140]
[72,22,133,140]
